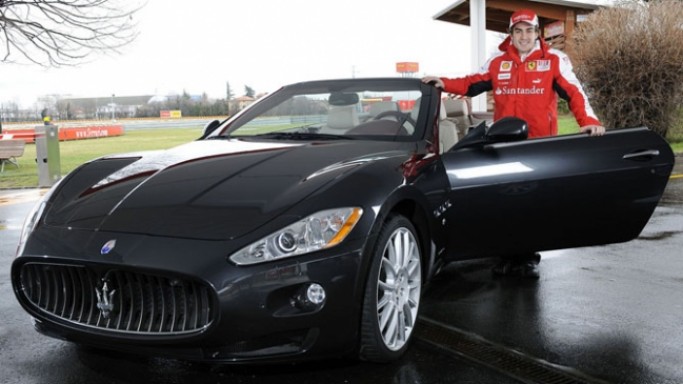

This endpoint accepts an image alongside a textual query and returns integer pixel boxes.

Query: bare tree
[0,0,143,67]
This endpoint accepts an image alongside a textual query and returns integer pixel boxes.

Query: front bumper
[12,227,368,362]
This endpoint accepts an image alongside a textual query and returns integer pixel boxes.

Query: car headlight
[16,181,62,257]
[229,207,363,265]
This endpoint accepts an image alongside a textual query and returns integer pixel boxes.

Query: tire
[359,214,422,362]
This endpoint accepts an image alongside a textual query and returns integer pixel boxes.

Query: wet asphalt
[0,156,682,384]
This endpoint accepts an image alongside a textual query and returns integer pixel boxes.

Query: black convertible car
[12,78,674,363]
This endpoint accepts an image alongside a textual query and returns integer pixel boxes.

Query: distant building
[233,96,255,111]
[58,95,154,119]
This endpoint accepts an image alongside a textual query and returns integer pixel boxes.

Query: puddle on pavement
[0,190,45,206]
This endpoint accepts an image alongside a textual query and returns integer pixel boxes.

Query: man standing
[423,9,605,277]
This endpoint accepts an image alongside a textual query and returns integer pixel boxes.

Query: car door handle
[623,149,660,161]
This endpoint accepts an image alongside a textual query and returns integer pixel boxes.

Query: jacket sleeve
[552,51,602,127]
[441,73,493,98]
[440,58,494,97]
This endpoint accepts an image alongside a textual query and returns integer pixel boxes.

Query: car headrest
[327,106,359,129]
[442,98,467,117]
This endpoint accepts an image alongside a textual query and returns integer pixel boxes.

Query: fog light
[294,283,326,310]
[306,283,326,305]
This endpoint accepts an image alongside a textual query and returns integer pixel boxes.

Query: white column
[470,0,487,113]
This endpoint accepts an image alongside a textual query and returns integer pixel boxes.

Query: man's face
[511,22,539,55]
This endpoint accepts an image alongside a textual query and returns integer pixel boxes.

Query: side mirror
[449,117,528,151]
[199,119,221,139]
[485,116,528,142]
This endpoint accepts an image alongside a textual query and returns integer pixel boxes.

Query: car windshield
[213,79,425,141]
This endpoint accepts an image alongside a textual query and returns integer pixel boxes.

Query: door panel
[440,127,674,259]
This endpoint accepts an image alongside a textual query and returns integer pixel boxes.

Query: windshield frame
[207,78,433,143]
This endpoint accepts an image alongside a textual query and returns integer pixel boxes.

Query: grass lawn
[1,128,202,189]
[1,117,679,189]
[557,115,580,135]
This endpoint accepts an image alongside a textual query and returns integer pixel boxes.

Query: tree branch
[0,0,143,66]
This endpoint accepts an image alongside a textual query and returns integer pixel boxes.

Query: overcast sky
[0,0,507,107]
[0,0,616,108]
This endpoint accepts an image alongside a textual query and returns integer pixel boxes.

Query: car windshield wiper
[249,132,354,140]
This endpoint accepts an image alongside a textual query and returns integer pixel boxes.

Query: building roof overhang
[434,0,604,34]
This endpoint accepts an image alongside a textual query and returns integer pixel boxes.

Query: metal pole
[470,0,487,113]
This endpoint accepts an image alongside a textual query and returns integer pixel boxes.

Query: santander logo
[495,86,546,95]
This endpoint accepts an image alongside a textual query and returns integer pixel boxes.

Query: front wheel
[359,214,422,362]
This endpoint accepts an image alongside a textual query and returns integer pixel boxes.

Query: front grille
[18,263,214,335]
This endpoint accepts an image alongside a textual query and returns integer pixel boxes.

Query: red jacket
[441,36,601,138]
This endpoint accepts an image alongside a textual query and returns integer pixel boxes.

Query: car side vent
[18,263,214,336]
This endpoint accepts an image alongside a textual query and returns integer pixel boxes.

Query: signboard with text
[396,62,419,73]
[160,110,182,118]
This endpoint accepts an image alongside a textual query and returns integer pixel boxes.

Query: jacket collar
[498,36,548,63]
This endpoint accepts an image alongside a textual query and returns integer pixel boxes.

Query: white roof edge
[529,0,614,10]
[433,0,614,21]
[433,0,467,20]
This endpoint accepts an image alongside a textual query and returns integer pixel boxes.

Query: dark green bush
[557,99,569,115]
[569,0,683,139]
[670,108,683,143]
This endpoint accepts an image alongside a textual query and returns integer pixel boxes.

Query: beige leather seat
[410,97,457,153]
[442,98,471,138]
[438,100,458,153]
[323,105,359,132]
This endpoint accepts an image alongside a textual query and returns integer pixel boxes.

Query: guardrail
[0,124,124,143]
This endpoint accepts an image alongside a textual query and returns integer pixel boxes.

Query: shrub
[670,108,683,143]
[568,0,683,139]
[557,99,570,115]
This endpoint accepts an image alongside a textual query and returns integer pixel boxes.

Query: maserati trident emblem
[101,239,117,255]
[95,281,116,318]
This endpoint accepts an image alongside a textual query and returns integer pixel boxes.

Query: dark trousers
[510,252,541,265]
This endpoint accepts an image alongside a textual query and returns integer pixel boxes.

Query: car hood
[45,139,407,240]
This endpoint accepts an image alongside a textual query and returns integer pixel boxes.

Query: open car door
[440,125,674,260]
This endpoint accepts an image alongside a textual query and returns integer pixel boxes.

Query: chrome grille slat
[39,267,46,307]
[88,271,99,326]
[45,266,60,315]
[157,276,165,333]
[63,267,72,317]
[139,273,147,332]
[125,271,137,332]
[66,267,77,319]
[115,271,125,330]
[58,269,73,317]
[145,274,154,333]
[134,272,143,332]
[170,282,177,331]
[47,267,56,312]
[18,263,213,336]
[180,283,188,331]
[190,283,198,330]
[84,271,94,324]
[77,267,88,322]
